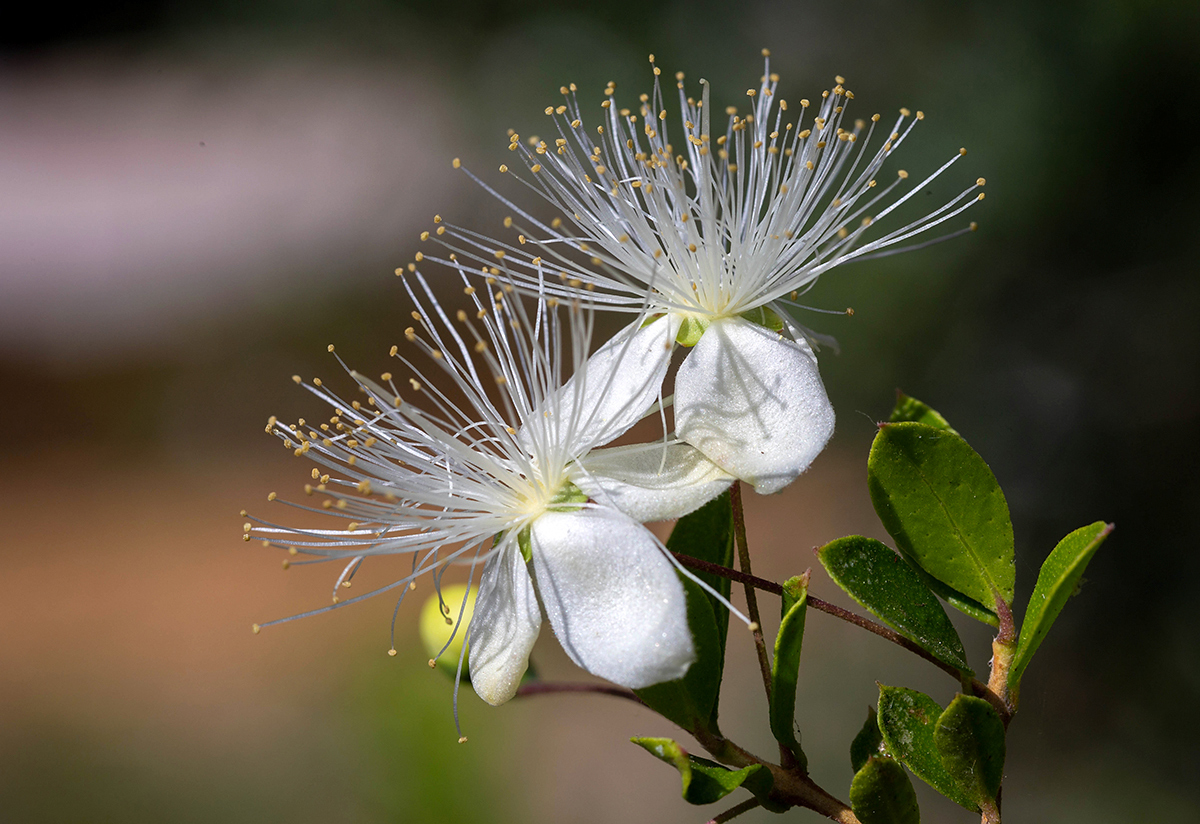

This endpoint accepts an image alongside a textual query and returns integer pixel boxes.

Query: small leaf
[631,737,774,806]
[769,574,810,769]
[850,756,921,824]
[868,422,1015,617]
[635,575,723,735]
[933,695,1006,812]
[850,707,884,773]
[819,536,971,674]
[889,392,958,434]
[1010,521,1112,688]
[877,685,976,811]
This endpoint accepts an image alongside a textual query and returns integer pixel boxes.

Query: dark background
[2,1,1197,821]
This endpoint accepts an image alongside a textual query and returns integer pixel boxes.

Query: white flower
[246,274,719,709]
[431,53,984,495]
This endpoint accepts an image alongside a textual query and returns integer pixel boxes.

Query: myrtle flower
[431,52,984,495]
[245,274,725,710]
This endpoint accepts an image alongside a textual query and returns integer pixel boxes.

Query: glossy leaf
[868,422,1015,616]
[635,575,723,735]
[933,694,1005,812]
[819,536,972,674]
[1010,521,1112,688]
[769,574,810,768]
[657,490,735,731]
[631,737,774,806]
[889,392,958,434]
[667,491,734,658]
[850,707,884,773]
[850,756,921,824]
[877,685,976,811]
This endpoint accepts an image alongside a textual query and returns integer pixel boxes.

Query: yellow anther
[292,375,302,384]
[252,624,261,634]
[977,177,986,186]
[452,158,461,168]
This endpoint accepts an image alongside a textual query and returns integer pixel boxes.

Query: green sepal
[634,574,724,736]
[517,527,532,563]
[850,756,921,824]
[867,422,1015,618]
[631,737,775,807]
[877,685,977,811]
[676,316,711,346]
[548,480,588,509]
[769,573,809,769]
[1010,521,1112,689]
[850,707,885,773]
[662,491,734,730]
[933,694,1005,814]
[739,305,785,333]
[818,536,972,674]
[889,392,958,434]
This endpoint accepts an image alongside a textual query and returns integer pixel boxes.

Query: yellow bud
[419,583,477,676]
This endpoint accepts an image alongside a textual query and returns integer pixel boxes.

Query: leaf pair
[857,686,1005,818]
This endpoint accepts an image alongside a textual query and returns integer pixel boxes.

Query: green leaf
[769,574,810,769]
[933,694,1005,812]
[664,491,735,729]
[868,422,1015,617]
[635,575,723,735]
[889,392,958,434]
[819,536,972,674]
[850,707,884,773]
[877,685,976,811]
[850,756,921,824]
[1010,521,1112,688]
[631,737,774,806]
[667,491,735,647]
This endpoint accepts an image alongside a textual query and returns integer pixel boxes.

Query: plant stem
[729,482,774,704]
[692,729,861,824]
[670,551,1012,723]
[987,596,1018,721]
[705,797,760,823]
[515,681,645,705]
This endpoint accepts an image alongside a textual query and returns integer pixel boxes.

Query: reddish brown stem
[515,681,644,705]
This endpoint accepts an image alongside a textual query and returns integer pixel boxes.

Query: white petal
[468,542,543,706]
[674,316,835,495]
[529,508,694,689]
[570,441,733,522]
[525,315,679,456]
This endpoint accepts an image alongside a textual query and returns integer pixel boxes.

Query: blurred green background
[2,1,1197,822]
